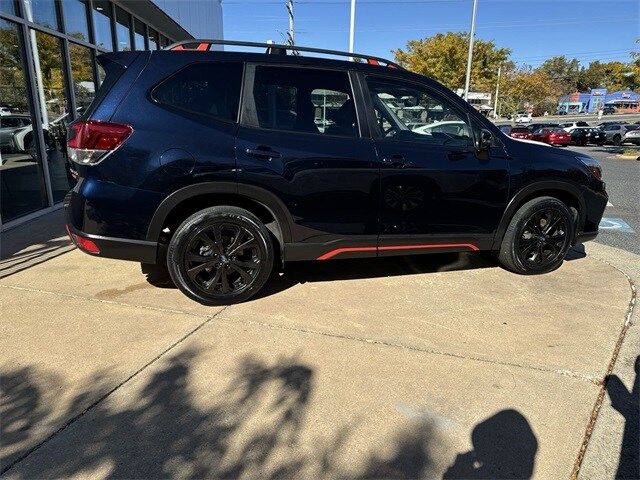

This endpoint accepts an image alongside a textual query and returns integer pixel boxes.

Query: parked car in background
[0,114,31,152]
[497,124,512,135]
[508,126,533,140]
[622,128,640,145]
[561,121,589,132]
[527,123,560,133]
[412,120,469,136]
[531,127,571,146]
[600,124,629,146]
[569,127,606,146]
[514,112,531,124]
[597,121,627,127]
[602,105,616,115]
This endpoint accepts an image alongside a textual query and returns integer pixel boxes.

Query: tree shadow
[605,355,639,480]
[1,350,538,479]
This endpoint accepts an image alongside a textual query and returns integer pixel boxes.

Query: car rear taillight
[67,120,133,165]
[66,225,101,254]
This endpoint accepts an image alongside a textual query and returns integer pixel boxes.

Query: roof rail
[164,39,403,69]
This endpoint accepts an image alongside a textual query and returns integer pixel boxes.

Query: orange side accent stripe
[316,243,479,260]
[316,246,377,260]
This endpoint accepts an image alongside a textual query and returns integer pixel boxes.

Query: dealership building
[0,0,223,229]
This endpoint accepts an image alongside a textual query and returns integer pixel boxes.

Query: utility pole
[349,0,356,60]
[463,0,478,101]
[286,0,295,47]
[493,66,501,118]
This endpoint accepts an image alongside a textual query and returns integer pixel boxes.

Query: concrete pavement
[0,215,637,479]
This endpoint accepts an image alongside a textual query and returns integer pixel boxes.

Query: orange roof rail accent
[165,39,403,69]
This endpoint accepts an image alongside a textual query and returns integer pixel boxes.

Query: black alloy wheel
[168,206,274,305]
[498,197,575,275]
[515,208,570,271]
[184,223,260,295]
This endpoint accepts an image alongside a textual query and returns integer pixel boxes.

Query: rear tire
[167,206,274,305]
[498,197,575,275]
[612,134,622,146]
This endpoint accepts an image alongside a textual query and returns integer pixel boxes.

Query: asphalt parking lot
[1,206,638,479]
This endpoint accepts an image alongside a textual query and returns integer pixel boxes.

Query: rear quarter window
[151,62,243,122]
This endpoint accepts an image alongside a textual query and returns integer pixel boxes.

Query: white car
[0,107,11,116]
[623,128,640,145]
[561,121,589,132]
[412,120,469,136]
[514,113,532,124]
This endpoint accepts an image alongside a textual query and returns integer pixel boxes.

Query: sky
[221,0,639,68]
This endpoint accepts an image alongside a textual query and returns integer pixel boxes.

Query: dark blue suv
[65,40,607,305]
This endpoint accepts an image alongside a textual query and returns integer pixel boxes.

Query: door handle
[382,154,411,168]
[245,146,281,159]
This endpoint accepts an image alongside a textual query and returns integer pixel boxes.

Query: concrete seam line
[0,283,211,318]
[0,305,228,475]
[215,316,601,384]
[570,257,637,479]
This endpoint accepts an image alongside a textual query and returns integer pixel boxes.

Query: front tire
[498,197,575,275]
[167,206,274,305]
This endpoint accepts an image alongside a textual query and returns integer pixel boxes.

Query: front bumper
[64,191,158,263]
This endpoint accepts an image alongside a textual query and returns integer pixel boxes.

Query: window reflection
[0,0,16,16]
[92,0,113,50]
[62,0,90,42]
[148,28,158,50]
[115,6,131,51]
[69,42,95,115]
[31,29,76,203]
[133,18,146,50]
[0,19,47,222]
[24,0,61,31]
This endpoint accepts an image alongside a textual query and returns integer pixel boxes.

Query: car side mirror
[475,128,493,151]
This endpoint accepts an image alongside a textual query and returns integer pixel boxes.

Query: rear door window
[152,62,243,122]
[246,65,357,137]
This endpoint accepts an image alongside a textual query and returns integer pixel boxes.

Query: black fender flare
[491,180,586,250]
[146,182,294,245]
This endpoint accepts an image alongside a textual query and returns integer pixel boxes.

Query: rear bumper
[65,192,158,263]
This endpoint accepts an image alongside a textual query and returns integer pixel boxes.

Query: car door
[360,74,509,253]
[235,63,379,260]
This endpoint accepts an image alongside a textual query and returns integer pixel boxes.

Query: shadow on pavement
[605,355,640,480]
[0,350,539,479]
[144,251,499,298]
[0,209,73,278]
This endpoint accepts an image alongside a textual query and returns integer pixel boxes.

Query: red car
[531,127,571,146]
[509,127,533,140]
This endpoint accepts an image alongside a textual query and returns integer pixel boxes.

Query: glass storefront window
[115,6,131,51]
[69,42,95,116]
[31,29,75,203]
[24,0,61,31]
[0,0,16,16]
[92,0,113,51]
[133,18,146,50]
[62,0,90,43]
[0,19,48,222]
[148,28,158,51]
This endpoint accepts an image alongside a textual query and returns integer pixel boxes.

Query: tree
[500,66,560,116]
[538,56,580,94]
[577,61,630,92]
[394,32,513,93]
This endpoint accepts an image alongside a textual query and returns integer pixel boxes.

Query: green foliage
[394,32,513,92]
[395,32,638,115]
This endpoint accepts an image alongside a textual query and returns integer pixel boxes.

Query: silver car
[623,127,640,146]
[600,124,629,146]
